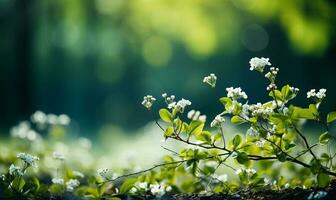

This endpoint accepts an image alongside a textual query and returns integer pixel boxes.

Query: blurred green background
[1,0,336,137]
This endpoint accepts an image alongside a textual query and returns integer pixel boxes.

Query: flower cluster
[235,168,257,176]
[17,153,39,167]
[66,179,80,192]
[307,89,327,100]
[162,93,175,105]
[97,168,118,181]
[31,111,71,126]
[10,121,40,141]
[249,103,273,117]
[167,98,191,113]
[131,182,172,197]
[9,164,23,176]
[187,110,206,122]
[52,177,64,185]
[203,73,217,88]
[226,87,248,100]
[210,114,225,128]
[142,95,156,109]
[249,57,271,72]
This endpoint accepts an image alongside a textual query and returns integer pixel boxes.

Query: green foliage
[1,57,335,199]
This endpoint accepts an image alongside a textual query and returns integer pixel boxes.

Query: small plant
[139,56,336,193]
[1,57,336,199]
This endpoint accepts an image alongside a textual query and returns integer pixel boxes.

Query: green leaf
[317,173,330,188]
[231,116,245,125]
[159,109,173,123]
[164,127,174,138]
[187,121,204,136]
[327,111,336,124]
[109,198,122,200]
[291,105,318,120]
[195,131,212,144]
[236,152,249,164]
[268,89,282,101]
[319,132,331,145]
[310,159,321,175]
[11,177,25,192]
[219,97,232,106]
[120,178,137,194]
[232,134,242,148]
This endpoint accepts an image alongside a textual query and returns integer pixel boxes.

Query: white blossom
[53,151,65,160]
[307,88,327,100]
[246,127,259,137]
[142,95,156,109]
[226,87,248,100]
[66,179,80,192]
[235,168,243,175]
[52,177,64,185]
[58,114,71,125]
[168,98,191,113]
[31,111,47,125]
[47,114,58,125]
[249,57,271,72]
[256,140,265,147]
[10,121,40,141]
[249,103,273,117]
[210,114,225,128]
[162,93,175,104]
[187,110,206,122]
[203,73,217,88]
[17,153,39,167]
[97,168,117,181]
[9,164,23,176]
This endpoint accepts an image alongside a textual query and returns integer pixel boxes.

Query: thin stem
[293,125,317,160]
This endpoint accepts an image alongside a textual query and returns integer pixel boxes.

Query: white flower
[265,67,279,82]
[249,103,273,117]
[66,179,80,192]
[58,114,71,125]
[307,88,326,100]
[187,110,206,122]
[149,183,171,197]
[53,151,65,160]
[142,95,156,109]
[249,57,271,72]
[47,114,58,125]
[137,182,148,189]
[31,111,47,125]
[264,178,270,185]
[97,168,117,181]
[72,171,85,178]
[235,168,243,175]
[307,89,316,98]
[150,184,165,197]
[226,87,248,99]
[316,88,327,99]
[17,153,39,167]
[284,183,290,189]
[246,127,258,137]
[246,168,256,175]
[256,140,265,147]
[9,164,23,176]
[168,98,191,113]
[226,100,242,114]
[210,114,225,128]
[52,177,64,185]
[10,121,40,141]
[162,93,175,104]
[203,73,217,88]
